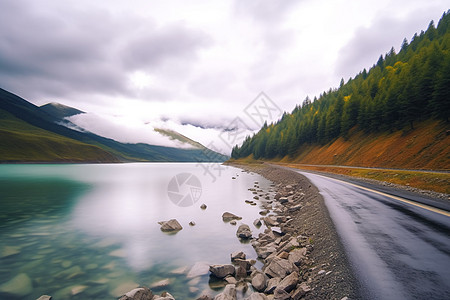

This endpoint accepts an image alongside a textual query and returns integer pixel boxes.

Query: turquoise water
[0,163,274,299]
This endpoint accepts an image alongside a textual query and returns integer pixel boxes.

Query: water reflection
[0,163,273,299]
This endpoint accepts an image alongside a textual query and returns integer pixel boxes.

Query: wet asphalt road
[299,171,450,300]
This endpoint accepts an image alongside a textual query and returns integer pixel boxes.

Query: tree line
[232,10,450,160]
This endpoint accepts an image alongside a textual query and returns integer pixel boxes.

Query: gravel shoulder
[228,162,361,300]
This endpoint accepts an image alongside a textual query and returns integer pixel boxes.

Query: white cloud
[1,0,448,154]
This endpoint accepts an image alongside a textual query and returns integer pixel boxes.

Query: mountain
[231,11,450,170]
[0,88,228,163]
[40,102,84,119]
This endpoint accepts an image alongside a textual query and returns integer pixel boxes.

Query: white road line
[312,173,450,217]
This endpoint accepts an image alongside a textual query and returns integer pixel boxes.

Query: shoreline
[229,162,360,299]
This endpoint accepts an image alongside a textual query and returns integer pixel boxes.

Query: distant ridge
[0,88,229,163]
[40,102,84,119]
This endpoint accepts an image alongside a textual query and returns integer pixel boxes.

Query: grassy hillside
[279,120,449,170]
[0,109,120,163]
[0,88,228,163]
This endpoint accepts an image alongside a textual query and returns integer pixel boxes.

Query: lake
[0,163,275,299]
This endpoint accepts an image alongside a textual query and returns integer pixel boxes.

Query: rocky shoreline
[34,163,359,300]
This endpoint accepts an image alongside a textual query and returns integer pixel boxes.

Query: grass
[0,109,119,162]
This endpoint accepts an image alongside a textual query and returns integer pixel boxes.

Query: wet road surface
[299,171,450,300]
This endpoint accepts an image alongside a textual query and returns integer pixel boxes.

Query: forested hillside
[232,11,450,165]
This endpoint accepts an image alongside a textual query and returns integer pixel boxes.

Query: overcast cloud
[0,0,448,154]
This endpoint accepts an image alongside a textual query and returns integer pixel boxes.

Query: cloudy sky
[0,0,448,153]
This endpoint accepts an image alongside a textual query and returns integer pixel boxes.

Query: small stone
[189,221,196,226]
[214,284,237,300]
[236,224,252,239]
[210,264,235,278]
[253,219,262,228]
[119,287,153,300]
[109,249,127,257]
[265,277,280,294]
[187,262,211,278]
[251,273,267,292]
[200,204,207,210]
[0,273,33,298]
[245,293,269,300]
[0,246,20,258]
[231,251,246,261]
[159,219,183,232]
[222,212,242,221]
[274,271,298,293]
[318,270,326,275]
[230,220,237,225]
[110,282,139,297]
[279,197,288,204]
[150,278,172,289]
[224,276,237,284]
[170,266,189,275]
[36,295,52,300]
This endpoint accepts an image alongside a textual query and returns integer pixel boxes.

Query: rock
[277,251,289,259]
[230,220,237,225]
[265,277,281,294]
[318,270,326,275]
[224,276,237,284]
[119,287,153,300]
[271,227,284,236]
[235,266,247,280]
[201,204,207,210]
[0,273,33,297]
[150,278,172,289]
[159,219,183,232]
[109,248,127,257]
[274,193,282,200]
[155,291,176,300]
[0,246,20,258]
[235,281,249,293]
[274,271,298,293]
[263,216,279,227]
[231,251,246,261]
[245,293,269,300]
[187,262,211,278]
[254,244,277,259]
[263,257,297,279]
[56,266,84,279]
[197,295,214,300]
[210,264,235,278]
[291,282,311,300]
[110,282,139,297]
[214,284,237,300]
[189,221,196,226]
[236,224,252,239]
[288,204,302,212]
[222,212,242,221]
[273,288,290,300]
[251,273,267,292]
[278,197,289,204]
[36,296,52,300]
[70,285,88,295]
[253,219,262,228]
[170,266,189,275]
[233,259,252,271]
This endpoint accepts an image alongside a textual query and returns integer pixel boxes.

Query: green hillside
[232,11,450,170]
[0,109,119,162]
[0,88,228,163]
